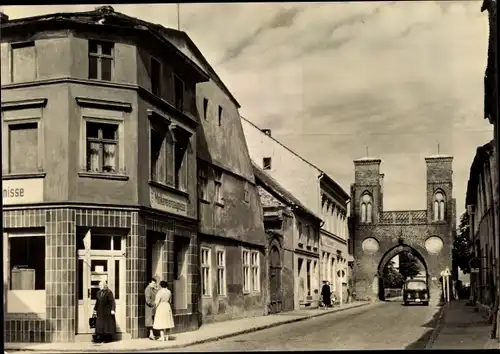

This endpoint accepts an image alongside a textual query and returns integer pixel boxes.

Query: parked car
[403,279,429,306]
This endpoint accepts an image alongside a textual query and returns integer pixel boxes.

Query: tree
[398,251,421,280]
[383,260,405,288]
[453,211,472,274]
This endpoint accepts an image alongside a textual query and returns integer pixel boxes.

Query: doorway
[146,231,166,282]
[269,245,282,314]
[76,232,126,334]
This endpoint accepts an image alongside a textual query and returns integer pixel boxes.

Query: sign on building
[2,178,44,205]
[149,186,188,217]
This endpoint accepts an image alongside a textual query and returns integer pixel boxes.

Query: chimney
[1,12,9,23]
[261,129,271,137]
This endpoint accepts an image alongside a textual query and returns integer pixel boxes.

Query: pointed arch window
[433,191,445,221]
[360,193,373,223]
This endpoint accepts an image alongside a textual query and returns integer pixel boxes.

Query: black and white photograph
[1,1,499,352]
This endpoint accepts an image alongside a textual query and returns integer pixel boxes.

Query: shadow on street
[405,303,444,350]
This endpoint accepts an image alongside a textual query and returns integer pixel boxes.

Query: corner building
[2,7,209,343]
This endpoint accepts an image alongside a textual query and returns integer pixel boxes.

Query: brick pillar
[126,212,147,339]
[45,208,76,342]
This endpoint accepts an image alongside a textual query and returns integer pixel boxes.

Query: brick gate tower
[350,155,456,302]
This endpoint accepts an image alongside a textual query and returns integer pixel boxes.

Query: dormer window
[433,191,445,221]
[360,193,373,223]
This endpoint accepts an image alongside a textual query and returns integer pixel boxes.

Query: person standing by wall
[93,280,116,343]
[145,277,159,340]
[153,281,175,341]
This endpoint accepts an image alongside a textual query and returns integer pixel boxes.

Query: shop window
[216,249,226,296]
[150,57,162,97]
[242,249,250,293]
[201,248,211,297]
[6,233,46,314]
[174,74,184,111]
[86,121,119,173]
[11,41,36,82]
[8,122,38,174]
[89,40,114,81]
[251,251,260,292]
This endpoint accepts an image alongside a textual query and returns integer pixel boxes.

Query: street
[172,301,440,351]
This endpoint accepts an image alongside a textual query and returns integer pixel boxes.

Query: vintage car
[403,279,429,306]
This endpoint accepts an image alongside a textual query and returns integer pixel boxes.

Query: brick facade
[351,157,455,301]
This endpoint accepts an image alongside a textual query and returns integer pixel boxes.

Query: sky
[2,2,494,221]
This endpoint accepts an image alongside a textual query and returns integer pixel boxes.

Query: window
[244,182,249,203]
[11,41,36,82]
[216,249,226,296]
[218,106,223,126]
[6,233,46,314]
[433,191,445,221]
[251,251,260,292]
[150,128,167,183]
[8,122,38,174]
[198,163,208,200]
[174,75,184,111]
[305,225,311,246]
[360,193,373,223]
[174,142,188,191]
[298,221,303,243]
[150,57,162,96]
[88,40,114,81]
[214,169,223,204]
[306,260,311,296]
[86,122,119,173]
[201,248,211,297]
[203,98,209,120]
[263,157,272,170]
[242,249,250,293]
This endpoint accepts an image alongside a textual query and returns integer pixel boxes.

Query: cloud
[3,2,492,220]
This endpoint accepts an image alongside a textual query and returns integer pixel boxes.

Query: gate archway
[376,244,428,301]
[269,243,282,314]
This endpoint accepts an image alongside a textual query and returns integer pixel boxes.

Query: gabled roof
[154,27,241,108]
[1,6,209,82]
[242,115,350,201]
[465,140,495,207]
[252,161,322,223]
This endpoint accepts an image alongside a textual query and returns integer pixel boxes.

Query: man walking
[145,277,159,340]
[321,281,332,309]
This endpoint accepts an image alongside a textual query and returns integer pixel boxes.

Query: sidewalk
[428,300,500,349]
[5,301,374,352]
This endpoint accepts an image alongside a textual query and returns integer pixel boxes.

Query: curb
[424,303,449,349]
[8,302,374,353]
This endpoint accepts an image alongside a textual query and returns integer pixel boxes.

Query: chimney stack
[261,129,271,137]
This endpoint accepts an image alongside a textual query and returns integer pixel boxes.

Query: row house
[253,162,322,312]
[240,117,352,306]
[155,29,268,323]
[466,141,498,310]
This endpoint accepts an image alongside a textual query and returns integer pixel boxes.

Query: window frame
[198,162,209,202]
[214,169,224,206]
[433,190,446,222]
[360,193,373,224]
[79,110,126,178]
[2,115,44,176]
[10,41,37,83]
[203,98,209,120]
[150,57,162,97]
[200,247,212,298]
[85,121,120,174]
[251,250,260,293]
[242,248,251,294]
[88,39,115,81]
[173,74,185,112]
[262,157,272,170]
[5,231,46,314]
[216,248,227,297]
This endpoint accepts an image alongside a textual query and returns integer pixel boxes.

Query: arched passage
[376,244,428,301]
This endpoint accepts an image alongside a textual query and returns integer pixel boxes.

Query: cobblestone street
[172,301,440,351]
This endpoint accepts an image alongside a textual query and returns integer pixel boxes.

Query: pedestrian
[93,280,117,343]
[321,280,332,308]
[145,277,159,340]
[347,287,351,303]
[153,280,175,341]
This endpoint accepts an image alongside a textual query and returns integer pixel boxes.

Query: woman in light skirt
[153,280,175,341]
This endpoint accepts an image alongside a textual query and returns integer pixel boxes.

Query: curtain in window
[88,142,101,172]
[103,144,116,173]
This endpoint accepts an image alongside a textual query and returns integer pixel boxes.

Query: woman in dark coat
[93,280,117,343]
[321,281,332,308]
[145,278,159,340]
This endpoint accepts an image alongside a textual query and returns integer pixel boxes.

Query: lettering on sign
[2,178,44,205]
[150,187,188,216]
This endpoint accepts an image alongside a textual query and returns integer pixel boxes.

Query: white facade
[241,117,351,303]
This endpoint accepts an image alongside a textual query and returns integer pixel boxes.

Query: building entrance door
[269,245,282,314]
[76,234,126,335]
